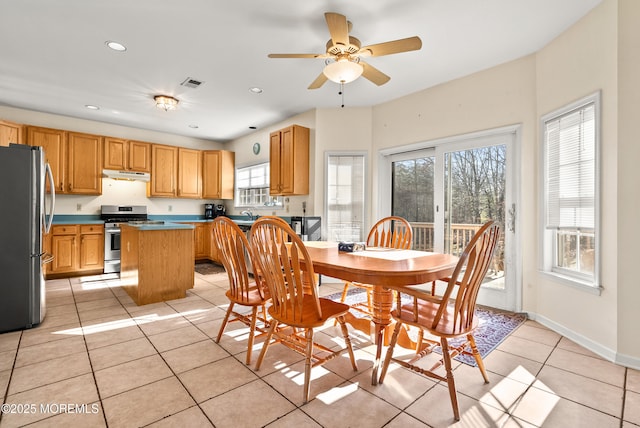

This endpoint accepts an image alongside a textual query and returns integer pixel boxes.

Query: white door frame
[378,125,522,311]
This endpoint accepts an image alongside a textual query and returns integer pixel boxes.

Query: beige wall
[535,0,619,356]
[617,0,640,362]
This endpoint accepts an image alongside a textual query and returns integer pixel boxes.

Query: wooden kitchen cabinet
[104,138,151,172]
[27,127,102,195]
[202,150,235,199]
[47,224,104,278]
[148,144,178,197]
[0,120,23,146]
[79,225,104,271]
[177,148,202,198]
[67,132,102,194]
[269,125,309,195]
[49,226,78,275]
[27,126,66,193]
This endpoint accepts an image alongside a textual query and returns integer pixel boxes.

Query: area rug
[325,287,527,366]
[194,262,226,275]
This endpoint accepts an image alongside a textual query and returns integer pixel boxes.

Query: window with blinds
[325,153,366,242]
[542,92,600,286]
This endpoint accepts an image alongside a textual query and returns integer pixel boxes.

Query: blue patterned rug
[325,287,527,366]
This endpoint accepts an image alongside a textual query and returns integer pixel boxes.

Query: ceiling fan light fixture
[154,95,179,111]
[323,59,363,84]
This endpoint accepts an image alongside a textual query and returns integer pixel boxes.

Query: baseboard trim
[527,312,640,370]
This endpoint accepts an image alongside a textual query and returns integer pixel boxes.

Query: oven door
[104,226,121,273]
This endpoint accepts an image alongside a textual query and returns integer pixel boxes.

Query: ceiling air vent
[181,77,204,89]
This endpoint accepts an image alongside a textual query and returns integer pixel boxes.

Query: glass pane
[444,145,506,289]
[326,155,365,242]
[392,157,435,251]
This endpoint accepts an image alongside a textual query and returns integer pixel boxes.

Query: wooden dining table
[302,241,459,385]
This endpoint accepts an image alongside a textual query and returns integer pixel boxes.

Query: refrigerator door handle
[44,163,55,233]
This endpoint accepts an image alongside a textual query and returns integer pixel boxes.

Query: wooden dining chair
[250,217,358,403]
[378,220,500,421]
[339,216,413,318]
[211,216,270,365]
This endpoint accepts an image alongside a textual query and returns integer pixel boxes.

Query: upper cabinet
[148,144,178,197]
[104,138,151,172]
[67,132,102,195]
[177,148,202,198]
[27,126,66,193]
[269,125,309,196]
[0,120,23,146]
[202,150,235,200]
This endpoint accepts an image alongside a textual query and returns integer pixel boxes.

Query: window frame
[324,151,368,243]
[234,162,282,209]
[539,91,602,293]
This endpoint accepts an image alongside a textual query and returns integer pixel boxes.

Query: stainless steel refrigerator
[0,144,55,332]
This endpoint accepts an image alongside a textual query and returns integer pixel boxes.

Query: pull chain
[339,81,345,108]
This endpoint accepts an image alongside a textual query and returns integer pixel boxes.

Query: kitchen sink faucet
[241,209,254,220]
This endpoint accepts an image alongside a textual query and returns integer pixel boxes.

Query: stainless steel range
[101,205,148,274]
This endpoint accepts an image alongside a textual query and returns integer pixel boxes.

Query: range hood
[103,169,150,182]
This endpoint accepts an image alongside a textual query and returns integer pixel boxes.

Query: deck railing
[404,222,483,255]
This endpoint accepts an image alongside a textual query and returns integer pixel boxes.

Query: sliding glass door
[386,128,519,310]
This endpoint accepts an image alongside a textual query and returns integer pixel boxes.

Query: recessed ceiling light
[85,105,100,110]
[105,41,127,52]
[188,124,199,129]
[249,87,263,94]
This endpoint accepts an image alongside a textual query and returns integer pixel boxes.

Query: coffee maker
[204,204,214,219]
[214,204,226,217]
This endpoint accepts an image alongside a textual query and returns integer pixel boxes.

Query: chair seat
[268,296,351,328]
[393,299,479,338]
[226,283,267,306]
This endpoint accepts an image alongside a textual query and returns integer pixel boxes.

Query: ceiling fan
[268,12,422,89]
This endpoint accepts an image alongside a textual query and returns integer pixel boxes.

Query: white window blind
[544,103,595,230]
[326,154,365,242]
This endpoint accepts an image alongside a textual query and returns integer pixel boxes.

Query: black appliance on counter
[204,204,225,219]
[290,216,321,241]
[214,204,226,217]
[204,204,214,219]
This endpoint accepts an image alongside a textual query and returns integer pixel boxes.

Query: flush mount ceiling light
[154,95,179,111]
[105,41,127,52]
[322,57,363,84]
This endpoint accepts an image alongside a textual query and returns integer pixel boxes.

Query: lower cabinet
[181,222,211,261]
[46,224,104,278]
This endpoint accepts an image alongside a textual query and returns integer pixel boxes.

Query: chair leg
[340,282,351,303]
[245,306,258,365]
[468,334,489,383]
[303,328,314,403]
[379,321,402,384]
[335,282,352,327]
[337,315,358,371]
[440,338,460,421]
[215,302,235,343]
[255,322,277,371]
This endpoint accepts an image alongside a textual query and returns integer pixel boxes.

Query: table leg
[370,285,393,385]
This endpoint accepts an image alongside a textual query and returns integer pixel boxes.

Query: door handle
[508,203,516,233]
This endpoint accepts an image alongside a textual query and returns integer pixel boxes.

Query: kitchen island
[120,221,195,305]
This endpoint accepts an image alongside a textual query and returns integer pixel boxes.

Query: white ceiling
[0,0,601,142]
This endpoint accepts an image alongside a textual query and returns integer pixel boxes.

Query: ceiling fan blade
[358,36,422,57]
[308,72,328,90]
[268,53,326,59]
[325,12,349,48]
[361,61,391,86]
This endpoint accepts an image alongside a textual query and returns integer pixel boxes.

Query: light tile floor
[0,271,638,427]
